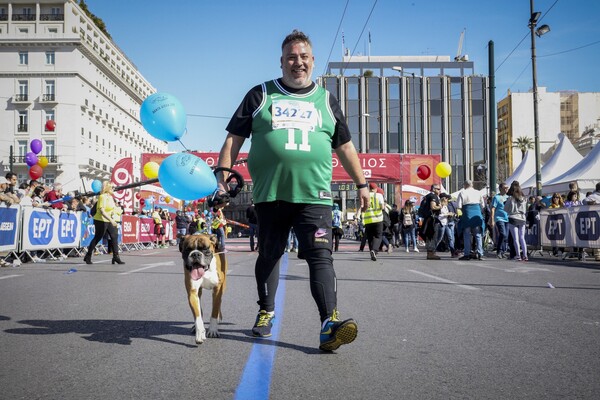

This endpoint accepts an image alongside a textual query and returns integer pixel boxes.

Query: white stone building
[0,0,167,192]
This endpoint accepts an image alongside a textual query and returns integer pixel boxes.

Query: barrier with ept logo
[540,205,600,248]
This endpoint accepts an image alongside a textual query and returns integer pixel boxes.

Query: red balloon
[45,120,56,131]
[29,165,43,180]
[416,165,431,180]
[135,192,141,199]
[139,198,146,205]
[198,198,206,203]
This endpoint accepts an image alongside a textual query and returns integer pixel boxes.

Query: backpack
[403,211,413,226]
[90,202,97,217]
[417,195,431,219]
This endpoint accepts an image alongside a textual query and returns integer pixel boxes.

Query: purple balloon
[25,152,38,167]
[30,139,43,154]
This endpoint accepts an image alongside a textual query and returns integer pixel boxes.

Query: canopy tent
[543,142,600,194]
[521,133,583,193]
[505,150,537,187]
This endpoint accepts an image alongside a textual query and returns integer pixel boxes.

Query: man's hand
[359,187,370,212]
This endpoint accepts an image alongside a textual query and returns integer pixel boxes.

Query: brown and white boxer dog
[180,233,227,344]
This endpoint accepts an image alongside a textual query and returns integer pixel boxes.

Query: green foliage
[363,70,374,77]
[79,0,112,40]
[513,136,534,160]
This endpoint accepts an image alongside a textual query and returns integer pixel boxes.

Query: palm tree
[513,136,534,160]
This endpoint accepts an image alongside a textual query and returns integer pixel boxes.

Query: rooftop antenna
[455,28,469,62]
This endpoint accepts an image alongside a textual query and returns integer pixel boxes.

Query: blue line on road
[234,254,288,400]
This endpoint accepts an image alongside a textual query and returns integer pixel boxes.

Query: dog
[180,233,227,344]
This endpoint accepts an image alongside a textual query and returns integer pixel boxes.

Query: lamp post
[529,0,551,196]
[392,67,418,154]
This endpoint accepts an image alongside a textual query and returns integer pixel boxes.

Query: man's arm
[334,141,369,211]
[216,133,246,190]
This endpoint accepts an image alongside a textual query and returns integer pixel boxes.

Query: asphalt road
[1,238,599,400]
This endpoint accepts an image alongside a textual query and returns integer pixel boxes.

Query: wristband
[356,183,368,189]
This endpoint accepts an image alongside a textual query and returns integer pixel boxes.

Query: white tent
[543,142,600,194]
[505,150,537,186]
[521,133,583,193]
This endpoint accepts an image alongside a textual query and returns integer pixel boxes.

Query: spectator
[584,182,600,205]
[0,177,19,205]
[30,185,46,207]
[331,203,343,252]
[490,182,509,259]
[436,193,457,257]
[175,210,188,245]
[152,207,165,248]
[505,181,528,261]
[548,192,565,257]
[457,180,485,260]
[211,207,227,250]
[401,200,418,253]
[4,172,18,195]
[44,183,66,210]
[246,199,259,251]
[389,204,400,248]
[421,184,443,260]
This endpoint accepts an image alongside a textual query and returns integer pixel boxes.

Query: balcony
[12,14,36,21]
[17,124,28,132]
[11,155,58,164]
[40,14,64,21]
[13,94,31,103]
[41,93,57,103]
[0,15,7,21]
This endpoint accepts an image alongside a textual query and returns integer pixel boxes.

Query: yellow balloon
[37,156,49,168]
[435,162,452,178]
[165,196,171,203]
[143,161,160,179]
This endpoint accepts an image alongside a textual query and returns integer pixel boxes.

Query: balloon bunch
[140,93,218,201]
[26,139,48,180]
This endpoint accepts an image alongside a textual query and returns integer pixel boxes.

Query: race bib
[272,99,317,131]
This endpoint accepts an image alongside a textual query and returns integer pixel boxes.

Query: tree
[79,0,112,40]
[513,136,534,160]
[363,70,374,77]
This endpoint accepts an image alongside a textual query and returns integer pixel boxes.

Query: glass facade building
[320,56,490,193]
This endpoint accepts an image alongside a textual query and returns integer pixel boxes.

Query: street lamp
[392,66,419,154]
[529,0,550,196]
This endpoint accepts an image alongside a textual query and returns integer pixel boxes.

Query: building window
[18,27,28,35]
[45,110,55,131]
[46,51,55,65]
[17,80,28,101]
[48,27,58,34]
[44,80,55,101]
[17,140,28,157]
[19,51,28,65]
[45,140,56,158]
[18,111,28,132]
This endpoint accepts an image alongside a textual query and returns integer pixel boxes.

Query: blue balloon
[91,180,102,193]
[158,153,217,201]
[140,92,187,142]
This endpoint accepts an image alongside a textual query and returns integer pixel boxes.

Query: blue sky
[84,0,600,152]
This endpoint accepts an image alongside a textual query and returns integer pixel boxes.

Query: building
[0,0,167,192]
[322,55,490,193]
[497,88,600,180]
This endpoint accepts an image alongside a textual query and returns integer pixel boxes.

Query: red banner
[111,157,134,213]
[121,215,138,244]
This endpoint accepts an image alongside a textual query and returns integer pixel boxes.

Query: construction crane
[455,29,469,62]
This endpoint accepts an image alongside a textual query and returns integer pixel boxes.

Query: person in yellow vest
[361,182,385,261]
[83,181,125,265]
[211,207,227,250]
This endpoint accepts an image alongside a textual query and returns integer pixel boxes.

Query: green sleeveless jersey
[248,80,337,205]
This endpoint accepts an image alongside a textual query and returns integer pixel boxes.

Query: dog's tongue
[191,268,205,281]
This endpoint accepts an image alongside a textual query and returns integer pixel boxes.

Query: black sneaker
[459,255,471,260]
[252,310,275,337]
[319,310,358,351]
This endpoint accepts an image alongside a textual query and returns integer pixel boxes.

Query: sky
[84,0,600,153]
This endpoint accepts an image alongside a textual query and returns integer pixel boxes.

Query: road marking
[409,270,480,291]
[0,275,22,280]
[118,261,175,275]
[235,254,289,400]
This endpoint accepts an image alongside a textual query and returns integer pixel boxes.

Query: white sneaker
[413,247,420,253]
[405,248,409,253]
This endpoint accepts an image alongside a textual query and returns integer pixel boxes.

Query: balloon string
[178,138,189,152]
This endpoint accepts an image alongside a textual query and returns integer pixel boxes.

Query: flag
[369,31,371,44]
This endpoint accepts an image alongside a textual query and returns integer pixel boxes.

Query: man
[457,180,485,260]
[217,30,369,351]
[421,184,443,260]
[584,182,600,205]
[0,176,19,205]
[490,182,509,258]
[362,183,385,261]
[44,183,65,210]
[245,199,259,251]
[4,172,18,194]
[389,203,400,248]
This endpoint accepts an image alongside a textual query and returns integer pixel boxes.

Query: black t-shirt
[246,205,258,224]
[425,193,441,216]
[389,209,400,225]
